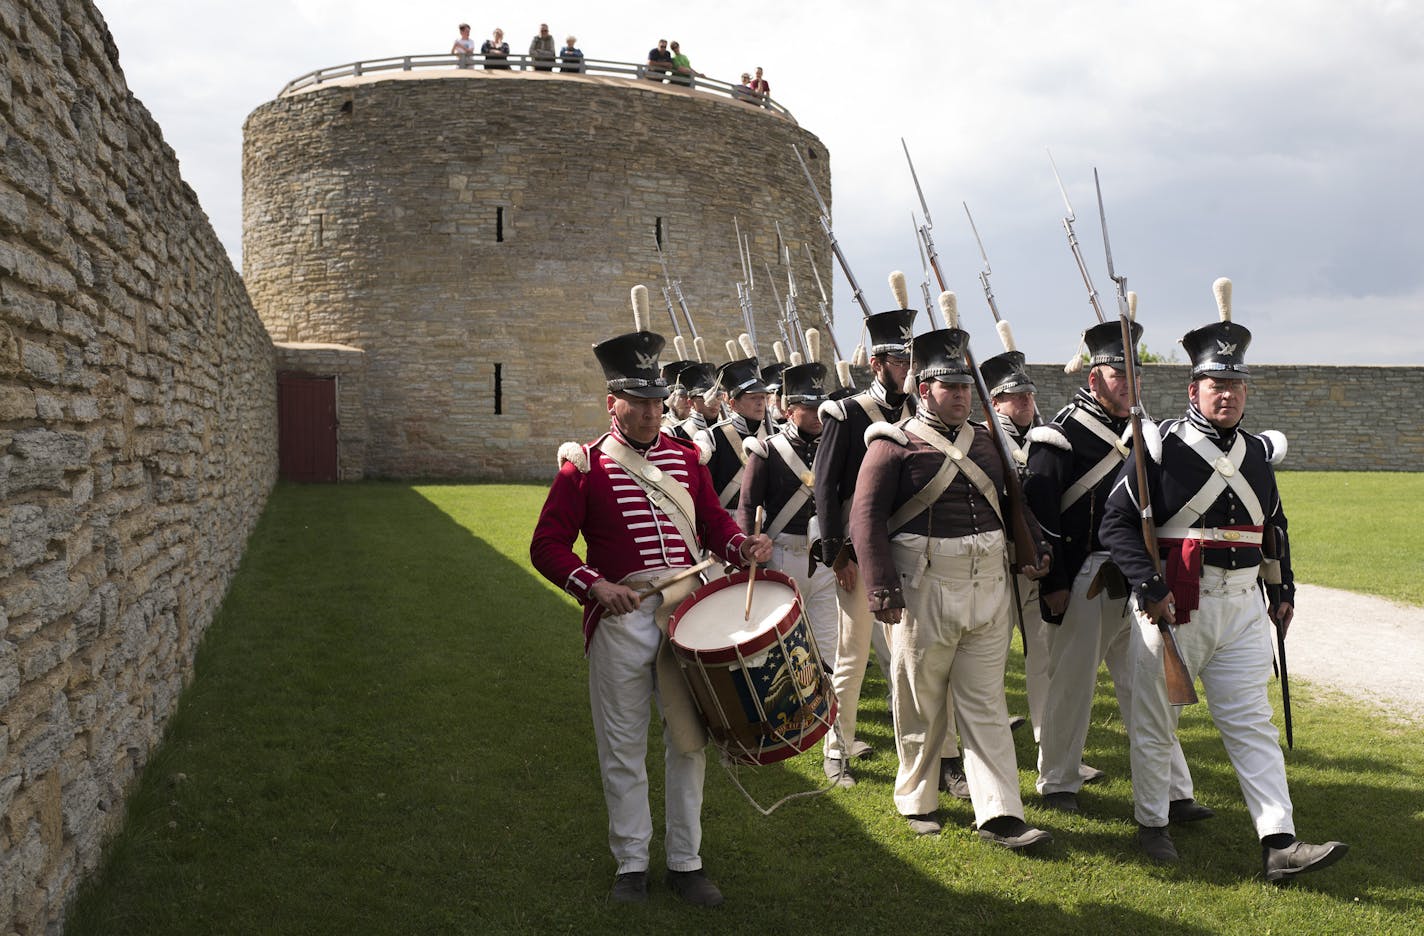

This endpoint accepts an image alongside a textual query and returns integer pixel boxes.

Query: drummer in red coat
[530,315,773,907]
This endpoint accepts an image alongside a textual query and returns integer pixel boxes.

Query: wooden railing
[277,53,795,121]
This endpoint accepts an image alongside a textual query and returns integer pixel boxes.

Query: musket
[912,211,935,317]
[762,261,795,358]
[803,243,847,363]
[901,141,1039,574]
[792,144,874,321]
[963,200,1042,427]
[1095,168,1198,706]
[652,235,683,338]
[774,221,809,359]
[733,217,758,346]
[1049,149,1107,324]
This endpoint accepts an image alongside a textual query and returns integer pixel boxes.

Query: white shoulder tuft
[1140,418,1163,464]
[558,442,589,473]
[1257,429,1288,465]
[742,436,769,460]
[819,398,847,422]
[864,421,909,447]
[1026,425,1070,451]
[692,430,714,465]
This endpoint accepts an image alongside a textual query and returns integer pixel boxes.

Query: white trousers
[890,532,1023,825]
[827,569,957,760]
[769,533,841,753]
[1130,565,1294,837]
[1037,552,1193,797]
[1012,573,1051,741]
[587,595,705,874]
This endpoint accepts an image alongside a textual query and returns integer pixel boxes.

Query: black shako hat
[781,362,829,405]
[1083,320,1143,371]
[866,309,917,357]
[593,331,669,399]
[660,359,695,389]
[760,362,790,394]
[979,350,1035,397]
[677,361,717,395]
[1182,321,1252,379]
[911,328,975,384]
[715,357,770,397]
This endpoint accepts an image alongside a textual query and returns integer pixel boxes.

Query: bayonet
[792,143,873,320]
[913,211,934,318]
[1049,149,1107,323]
[652,235,683,337]
[804,243,847,364]
[901,140,942,328]
[962,201,1002,324]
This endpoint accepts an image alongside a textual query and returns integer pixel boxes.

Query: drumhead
[673,580,796,651]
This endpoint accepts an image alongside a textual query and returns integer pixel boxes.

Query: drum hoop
[667,569,803,662]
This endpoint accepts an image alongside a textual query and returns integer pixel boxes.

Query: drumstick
[636,556,718,599]
[744,506,765,621]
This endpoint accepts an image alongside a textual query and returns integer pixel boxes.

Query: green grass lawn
[66,481,1424,934]
[1277,472,1424,606]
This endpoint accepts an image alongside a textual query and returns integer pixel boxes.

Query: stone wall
[1025,364,1424,471]
[0,1,277,931]
[243,71,832,480]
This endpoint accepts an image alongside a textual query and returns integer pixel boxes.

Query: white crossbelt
[1060,408,1128,511]
[764,432,814,537]
[1158,425,1264,530]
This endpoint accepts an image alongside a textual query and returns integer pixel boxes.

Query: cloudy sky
[99,0,1424,365]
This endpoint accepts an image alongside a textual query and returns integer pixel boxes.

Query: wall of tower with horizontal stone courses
[243,72,833,480]
[1024,363,1423,471]
[0,0,277,931]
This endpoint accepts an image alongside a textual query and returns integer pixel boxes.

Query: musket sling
[599,436,704,558]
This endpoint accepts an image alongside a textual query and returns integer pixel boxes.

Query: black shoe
[906,813,943,835]
[977,815,1052,851]
[1168,798,1216,824]
[609,870,648,903]
[823,756,856,788]
[1009,715,1028,732]
[938,757,971,800]
[1041,791,1080,814]
[1263,840,1348,883]
[664,869,725,907]
[1137,825,1179,863]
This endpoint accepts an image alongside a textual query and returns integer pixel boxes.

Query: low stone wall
[1026,364,1424,471]
[1,1,277,931]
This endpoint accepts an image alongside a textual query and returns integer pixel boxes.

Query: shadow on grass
[67,483,1415,934]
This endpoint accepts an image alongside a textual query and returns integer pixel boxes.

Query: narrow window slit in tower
[313,213,324,248]
[496,207,504,243]
[494,363,503,414]
[655,217,663,249]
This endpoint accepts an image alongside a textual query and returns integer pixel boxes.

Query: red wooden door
[278,373,338,482]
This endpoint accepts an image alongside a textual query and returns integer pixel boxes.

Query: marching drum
[667,569,837,766]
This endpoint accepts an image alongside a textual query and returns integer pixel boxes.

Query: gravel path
[1282,583,1424,724]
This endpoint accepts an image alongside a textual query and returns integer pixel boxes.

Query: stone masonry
[243,70,833,480]
[1,0,277,931]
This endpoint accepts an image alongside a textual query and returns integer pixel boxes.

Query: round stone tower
[243,68,834,479]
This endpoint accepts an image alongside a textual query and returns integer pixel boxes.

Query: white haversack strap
[598,436,703,557]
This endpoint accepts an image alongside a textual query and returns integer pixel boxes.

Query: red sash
[1159,525,1263,624]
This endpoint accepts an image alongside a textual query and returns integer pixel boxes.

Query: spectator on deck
[748,66,770,105]
[529,23,556,71]
[646,39,672,82]
[482,28,510,70]
[668,41,702,87]
[560,35,585,73]
[451,24,476,69]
